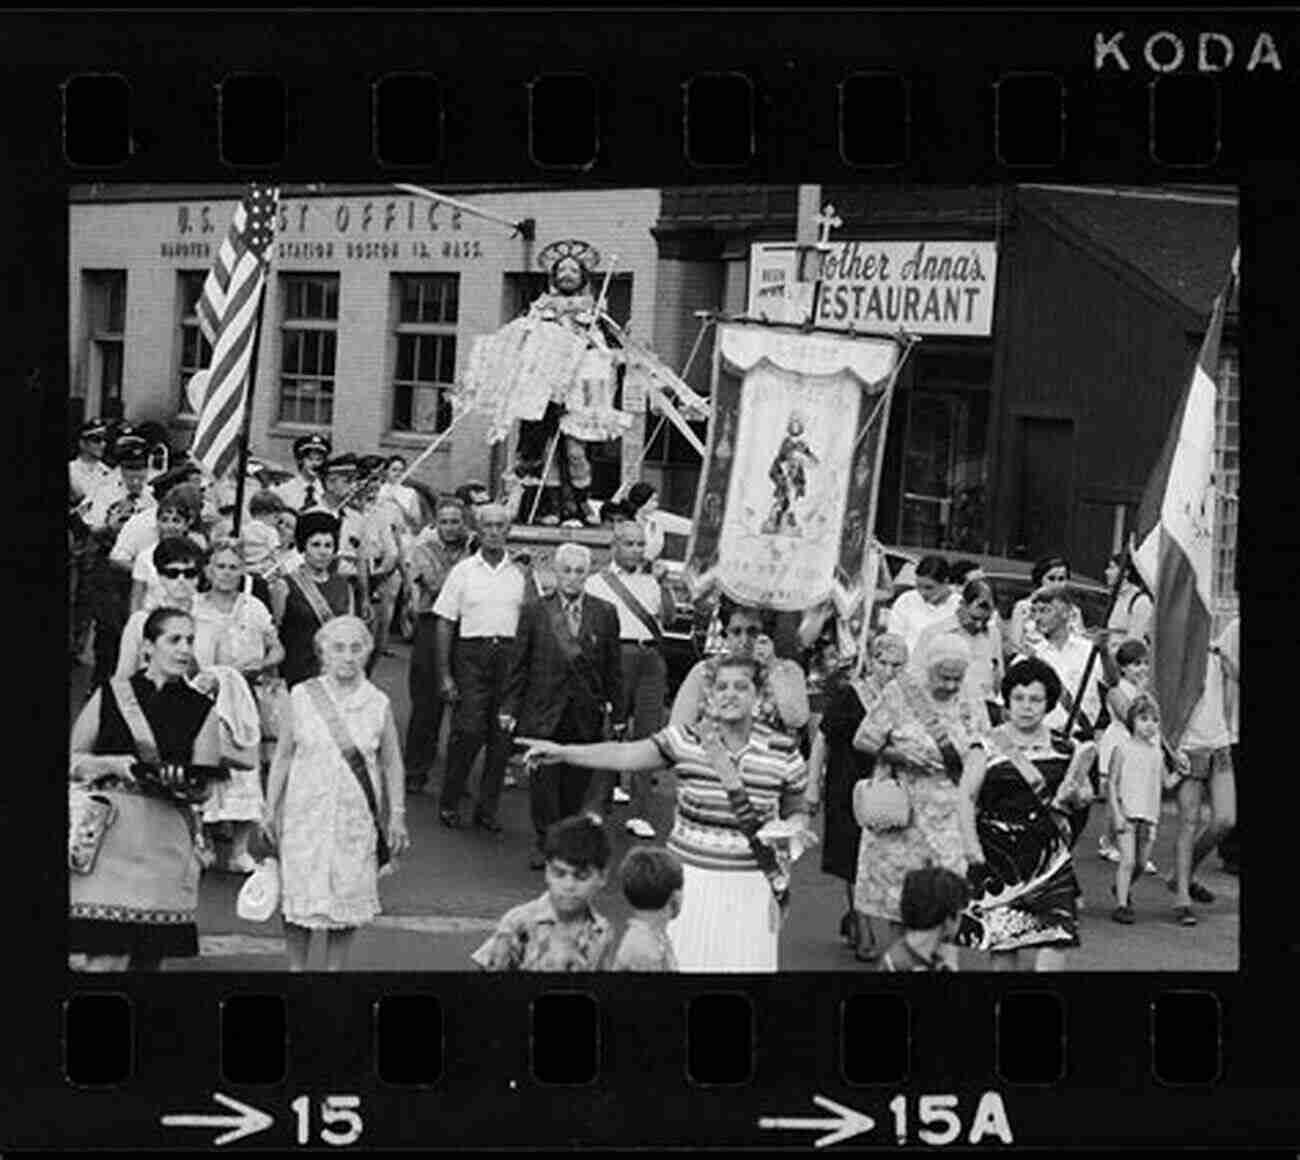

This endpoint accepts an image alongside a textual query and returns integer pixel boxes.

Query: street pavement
[69,642,1239,972]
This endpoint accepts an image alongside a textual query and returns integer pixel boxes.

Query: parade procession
[66,181,1239,973]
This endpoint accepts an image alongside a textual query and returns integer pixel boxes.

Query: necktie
[566,599,581,637]
[304,482,317,508]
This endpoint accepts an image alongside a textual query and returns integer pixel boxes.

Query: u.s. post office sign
[747,240,999,337]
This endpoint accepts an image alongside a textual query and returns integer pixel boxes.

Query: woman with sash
[806,632,908,960]
[272,511,356,689]
[518,654,811,972]
[851,633,985,962]
[956,657,1097,971]
[69,607,224,971]
[261,616,409,971]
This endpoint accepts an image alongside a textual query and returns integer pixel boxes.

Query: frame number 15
[290,1095,363,1146]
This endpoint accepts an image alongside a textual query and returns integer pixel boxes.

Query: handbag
[236,857,281,922]
[854,772,912,832]
[68,788,118,875]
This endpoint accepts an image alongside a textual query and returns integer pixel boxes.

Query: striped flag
[1131,249,1237,748]
[189,184,279,478]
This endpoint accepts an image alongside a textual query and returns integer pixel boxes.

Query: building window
[1213,341,1238,612]
[391,274,458,434]
[278,274,339,426]
[177,271,213,416]
[84,270,126,419]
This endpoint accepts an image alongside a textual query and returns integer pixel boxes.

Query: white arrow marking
[161,1091,273,1146]
[759,1094,876,1148]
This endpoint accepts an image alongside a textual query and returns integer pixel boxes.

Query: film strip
[6,9,1297,1153]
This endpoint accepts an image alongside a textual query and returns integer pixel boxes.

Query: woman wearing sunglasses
[127,485,206,614]
[113,538,206,682]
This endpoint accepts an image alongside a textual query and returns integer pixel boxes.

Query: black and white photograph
[65,179,1239,974]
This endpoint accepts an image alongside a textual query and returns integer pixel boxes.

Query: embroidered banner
[687,322,901,612]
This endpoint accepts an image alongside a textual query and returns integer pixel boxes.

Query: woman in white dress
[262,616,409,971]
[519,654,811,972]
[192,539,285,872]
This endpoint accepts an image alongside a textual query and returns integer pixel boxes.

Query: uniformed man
[83,435,157,531]
[273,433,332,512]
[69,418,114,516]
[69,419,116,659]
[306,453,371,624]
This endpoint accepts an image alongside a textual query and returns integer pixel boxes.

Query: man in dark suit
[499,541,622,869]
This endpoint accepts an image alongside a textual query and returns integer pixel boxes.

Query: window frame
[277,273,341,428]
[389,272,460,437]
[176,270,213,417]
[83,269,127,418]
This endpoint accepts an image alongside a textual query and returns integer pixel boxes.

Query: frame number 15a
[290,1095,364,1146]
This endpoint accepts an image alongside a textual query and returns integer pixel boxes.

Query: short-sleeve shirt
[470,893,613,972]
[886,588,962,654]
[110,509,160,568]
[612,916,678,971]
[1030,634,1102,733]
[69,457,113,508]
[1181,646,1231,752]
[433,551,526,637]
[653,721,807,871]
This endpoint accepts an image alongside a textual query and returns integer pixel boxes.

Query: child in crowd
[612,847,683,971]
[1097,639,1158,874]
[471,815,615,971]
[1109,694,1166,923]
[878,866,969,972]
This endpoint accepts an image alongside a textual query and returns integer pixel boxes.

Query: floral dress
[956,726,1081,953]
[279,678,390,930]
[853,679,979,923]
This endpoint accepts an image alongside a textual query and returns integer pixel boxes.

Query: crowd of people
[67,417,1239,973]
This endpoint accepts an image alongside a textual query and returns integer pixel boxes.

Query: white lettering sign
[747,241,999,337]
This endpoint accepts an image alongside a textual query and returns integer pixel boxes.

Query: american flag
[189,183,280,479]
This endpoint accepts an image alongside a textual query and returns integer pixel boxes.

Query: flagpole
[229,283,268,539]
[1060,541,1130,743]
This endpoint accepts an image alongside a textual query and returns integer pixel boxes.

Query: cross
[815,204,842,247]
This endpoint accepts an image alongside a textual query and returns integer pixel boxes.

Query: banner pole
[229,281,268,539]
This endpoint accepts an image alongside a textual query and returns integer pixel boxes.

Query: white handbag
[236,858,281,922]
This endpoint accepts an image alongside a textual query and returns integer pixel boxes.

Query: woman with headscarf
[69,606,224,971]
[956,657,1097,970]
[913,577,1004,728]
[851,632,985,961]
[272,511,356,689]
[806,632,908,959]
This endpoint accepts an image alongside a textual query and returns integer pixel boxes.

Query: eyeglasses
[160,566,199,579]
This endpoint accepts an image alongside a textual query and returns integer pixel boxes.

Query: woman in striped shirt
[517,654,811,972]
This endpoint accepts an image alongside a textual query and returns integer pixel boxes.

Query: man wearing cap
[404,497,472,793]
[69,419,115,516]
[68,420,118,660]
[306,454,371,623]
[83,435,157,531]
[108,461,203,573]
[433,503,527,833]
[274,433,331,512]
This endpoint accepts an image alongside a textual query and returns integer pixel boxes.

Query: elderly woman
[262,616,409,971]
[193,538,285,873]
[671,600,810,740]
[518,653,810,972]
[913,577,1004,728]
[956,657,1097,971]
[851,632,985,961]
[69,607,224,971]
[272,511,357,689]
[806,632,908,958]
[113,537,206,680]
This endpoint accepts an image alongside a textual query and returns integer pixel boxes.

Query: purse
[68,788,118,875]
[236,857,281,922]
[854,773,912,832]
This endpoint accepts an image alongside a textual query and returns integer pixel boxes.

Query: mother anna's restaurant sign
[748,240,998,337]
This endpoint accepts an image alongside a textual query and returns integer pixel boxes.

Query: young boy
[611,847,683,971]
[471,815,615,971]
[878,866,969,972]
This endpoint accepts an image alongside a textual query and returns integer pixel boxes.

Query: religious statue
[762,412,820,535]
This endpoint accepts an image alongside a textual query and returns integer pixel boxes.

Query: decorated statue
[762,412,820,535]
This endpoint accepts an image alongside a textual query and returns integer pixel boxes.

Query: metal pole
[528,430,562,525]
[229,281,268,539]
[1060,542,1130,741]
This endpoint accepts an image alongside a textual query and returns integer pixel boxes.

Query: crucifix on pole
[803,203,842,328]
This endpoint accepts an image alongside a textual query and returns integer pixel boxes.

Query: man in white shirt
[433,504,528,833]
[69,418,114,515]
[69,419,115,658]
[273,433,331,512]
[885,555,961,655]
[1025,584,1103,739]
[1168,625,1238,924]
[82,435,157,531]
[585,519,676,837]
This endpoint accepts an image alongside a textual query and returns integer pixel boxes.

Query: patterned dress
[852,680,979,923]
[957,727,1082,954]
[279,678,390,930]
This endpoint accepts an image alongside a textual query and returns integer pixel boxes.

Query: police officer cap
[293,433,331,459]
[114,434,149,467]
[357,454,387,477]
[323,452,358,475]
[79,418,109,441]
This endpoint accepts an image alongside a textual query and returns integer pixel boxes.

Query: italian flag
[1131,250,1238,749]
